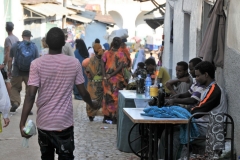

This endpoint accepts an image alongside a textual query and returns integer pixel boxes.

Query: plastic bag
[22,120,37,148]
[0,74,11,119]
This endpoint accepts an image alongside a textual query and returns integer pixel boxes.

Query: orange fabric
[191,84,216,111]
[151,71,159,79]
[85,56,103,117]
[119,47,131,67]
[82,58,90,68]
[102,50,128,118]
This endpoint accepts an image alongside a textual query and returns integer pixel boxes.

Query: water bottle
[145,74,151,98]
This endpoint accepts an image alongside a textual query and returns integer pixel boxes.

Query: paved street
[0,88,139,160]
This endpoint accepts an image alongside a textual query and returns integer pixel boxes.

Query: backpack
[15,41,36,72]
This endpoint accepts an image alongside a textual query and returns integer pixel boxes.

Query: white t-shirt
[88,48,94,57]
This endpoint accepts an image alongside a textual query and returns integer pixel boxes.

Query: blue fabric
[73,49,88,98]
[141,106,200,144]
[103,43,110,50]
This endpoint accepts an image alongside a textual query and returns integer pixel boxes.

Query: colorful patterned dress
[85,56,103,117]
[102,50,128,119]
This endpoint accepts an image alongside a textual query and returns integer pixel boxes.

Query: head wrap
[93,43,103,56]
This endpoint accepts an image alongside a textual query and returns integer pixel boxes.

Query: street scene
[0,0,240,160]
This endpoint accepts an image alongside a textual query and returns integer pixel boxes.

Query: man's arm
[4,46,10,65]
[76,83,97,109]
[166,79,180,95]
[171,91,192,99]
[8,43,17,76]
[8,57,13,77]
[3,38,12,65]
[107,63,123,79]
[165,97,198,106]
[19,85,38,138]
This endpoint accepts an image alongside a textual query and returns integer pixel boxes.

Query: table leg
[165,124,169,160]
[148,124,153,160]
[169,125,173,160]
[153,124,158,160]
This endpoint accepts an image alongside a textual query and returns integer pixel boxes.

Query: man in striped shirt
[19,27,97,160]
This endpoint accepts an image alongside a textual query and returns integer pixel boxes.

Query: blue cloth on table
[141,106,199,144]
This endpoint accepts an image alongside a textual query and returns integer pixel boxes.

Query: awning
[67,15,92,23]
[24,3,76,17]
[133,0,150,2]
[94,13,115,25]
[67,5,85,12]
[144,17,164,29]
[85,4,101,12]
[21,0,58,5]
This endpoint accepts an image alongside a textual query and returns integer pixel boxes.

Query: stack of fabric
[141,106,199,144]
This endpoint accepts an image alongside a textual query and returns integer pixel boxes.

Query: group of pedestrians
[79,37,131,123]
[0,21,132,159]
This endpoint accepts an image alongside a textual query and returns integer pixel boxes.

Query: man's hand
[20,125,32,139]
[179,76,190,83]
[3,118,10,127]
[170,94,180,99]
[7,72,11,79]
[90,100,100,110]
[165,99,175,106]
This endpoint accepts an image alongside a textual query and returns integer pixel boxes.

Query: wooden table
[117,90,150,153]
[123,108,188,160]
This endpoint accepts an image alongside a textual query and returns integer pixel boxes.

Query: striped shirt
[28,54,84,131]
[191,82,227,128]
[188,82,205,101]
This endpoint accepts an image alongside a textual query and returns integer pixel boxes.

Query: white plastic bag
[0,74,11,119]
[22,120,37,148]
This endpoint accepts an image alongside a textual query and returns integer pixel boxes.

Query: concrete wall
[84,22,107,48]
[163,0,202,77]
[224,0,240,155]
[0,0,24,63]
[0,2,5,63]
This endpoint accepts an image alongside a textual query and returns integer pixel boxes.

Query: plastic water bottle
[145,74,151,98]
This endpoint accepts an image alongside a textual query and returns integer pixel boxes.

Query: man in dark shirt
[8,30,39,113]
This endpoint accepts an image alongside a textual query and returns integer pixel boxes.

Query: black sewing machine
[148,86,165,108]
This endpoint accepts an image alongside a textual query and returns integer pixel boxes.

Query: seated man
[166,58,203,108]
[157,64,171,96]
[132,62,147,79]
[160,61,227,159]
[189,57,203,83]
[166,61,193,95]
[145,58,171,90]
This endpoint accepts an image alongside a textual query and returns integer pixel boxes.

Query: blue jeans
[38,126,75,160]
